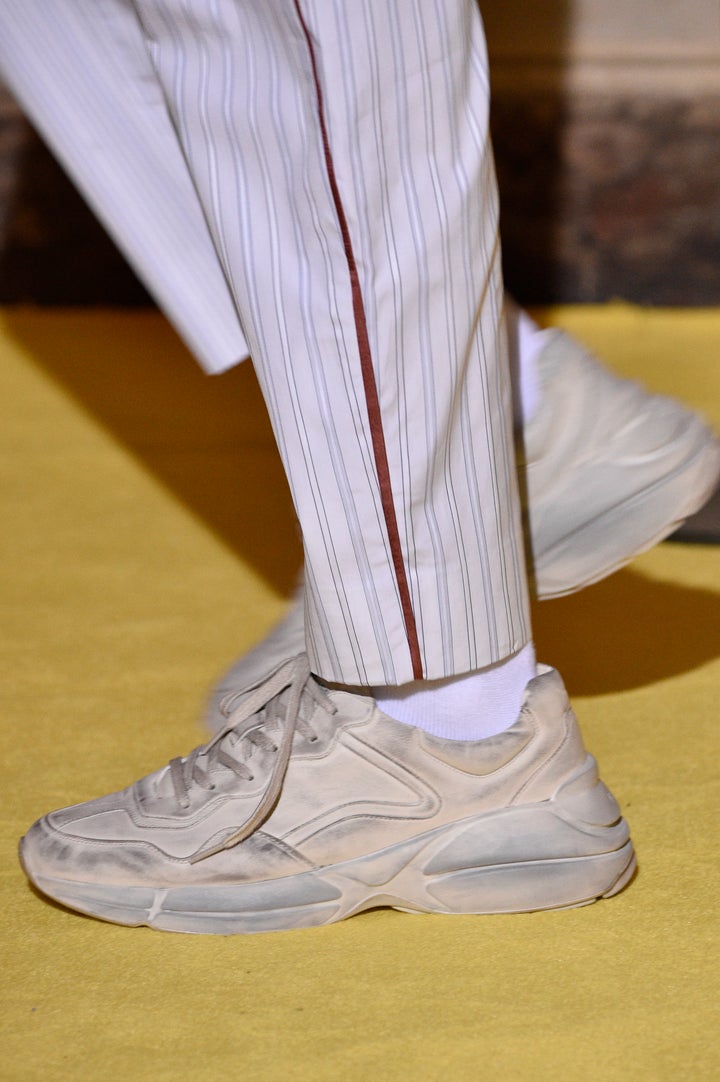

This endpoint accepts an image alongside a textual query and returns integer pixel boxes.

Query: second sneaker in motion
[520,329,720,598]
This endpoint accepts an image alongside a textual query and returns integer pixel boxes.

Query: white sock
[506,298,548,428]
[373,642,537,741]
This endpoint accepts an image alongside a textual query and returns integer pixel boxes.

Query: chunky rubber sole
[20,758,636,935]
[533,422,720,599]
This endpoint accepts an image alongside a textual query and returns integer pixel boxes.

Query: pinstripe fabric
[0,0,249,374]
[0,0,531,684]
[127,0,531,684]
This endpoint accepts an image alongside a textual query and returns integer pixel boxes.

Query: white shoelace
[165,655,335,862]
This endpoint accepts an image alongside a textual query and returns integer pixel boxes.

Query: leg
[19,0,636,931]
[129,0,530,686]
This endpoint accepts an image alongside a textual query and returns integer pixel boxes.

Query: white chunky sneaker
[20,657,635,935]
[204,331,720,730]
[520,329,720,598]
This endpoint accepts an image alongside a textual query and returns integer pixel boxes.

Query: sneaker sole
[533,423,720,598]
[20,759,636,934]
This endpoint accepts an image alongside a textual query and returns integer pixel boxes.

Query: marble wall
[492,93,720,304]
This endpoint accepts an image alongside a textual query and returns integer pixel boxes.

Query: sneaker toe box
[20,810,163,888]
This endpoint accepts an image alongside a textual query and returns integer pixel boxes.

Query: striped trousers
[0,0,531,685]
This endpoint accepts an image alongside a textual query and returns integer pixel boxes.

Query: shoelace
[167,654,336,863]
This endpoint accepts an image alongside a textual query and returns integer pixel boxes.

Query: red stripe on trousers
[292,0,424,681]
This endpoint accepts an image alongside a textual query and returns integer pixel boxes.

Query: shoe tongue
[224,680,319,741]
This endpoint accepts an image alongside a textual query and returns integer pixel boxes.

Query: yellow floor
[1,305,718,1081]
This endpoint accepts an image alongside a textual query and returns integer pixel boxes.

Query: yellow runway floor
[1,305,718,1080]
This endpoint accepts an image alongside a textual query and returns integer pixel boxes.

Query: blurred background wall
[0,0,718,307]
[484,0,720,304]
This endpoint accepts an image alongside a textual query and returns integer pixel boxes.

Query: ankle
[373,642,537,741]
